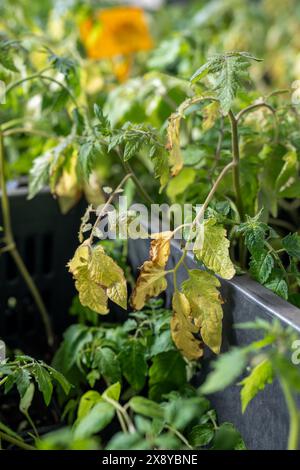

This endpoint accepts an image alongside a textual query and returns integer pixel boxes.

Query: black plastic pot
[128,236,300,450]
[0,185,85,353]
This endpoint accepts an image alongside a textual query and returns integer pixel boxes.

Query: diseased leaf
[68,243,127,314]
[194,219,235,279]
[166,113,183,176]
[276,149,298,195]
[171,291,203,360]
[239,359,273,413]
[182,270,223,354]
[75,264,109,314]
[131,232,171,310]
[202,101,220,131]
[166,168,196,201]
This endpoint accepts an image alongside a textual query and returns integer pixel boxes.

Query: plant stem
[172,161,235,282]
[165,425,193,449]
[0,431,36,450]
[0,131,54,346]
[280,378,299,450]
[103,396,135,434]
[228,110,245,222]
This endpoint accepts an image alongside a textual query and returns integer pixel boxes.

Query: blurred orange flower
[80,6,153,60]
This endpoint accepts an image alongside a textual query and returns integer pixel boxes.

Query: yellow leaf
[166,168,196,201]
[89,245,125,287]
[171,292,203,361]
[75,265,109,314]
[131,232,171,310]
[150,232,172,267]
[107,278,127,310]
[194,219,235,279]
[67,243,90,275]
[131,261,167,310]
[202,102,220,131]
[166,114,183,176]
[182,270,223,354]
[68,243,127,313]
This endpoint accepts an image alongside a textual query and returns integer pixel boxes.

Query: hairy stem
[0,131,54,346]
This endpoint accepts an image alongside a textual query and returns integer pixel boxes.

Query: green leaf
[250,250,274,284]
[191,52,262,114]
[77,390,102,420]
[33,364,53,406]
[94,347,121,386]
[0,39,21,72]
[74,401,115,439]
[200,348,247,394]
[119,340,148,391]
[149,351,186,401]
[106,432,149,450]
[239,359,273,413]
[19,383,35,414]
[44,366,71,395]
[282,233,300,259]
[188,423,214,447]
[15,368,31,398]
[212,422,245,450]
[102,382,121,402]
[164,396,210,430]
[166,168,196,201]
[264,276,288,300]
[128,397,164,419]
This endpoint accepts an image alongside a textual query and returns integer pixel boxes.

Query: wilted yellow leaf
[150,232,172,267]
[68,243,127,313]
[89,245,125,287]
[166,114,183,176]
[194,219,235,279]
[67,243,90,275]
[131,232,172,310]
[171,291,203,361]
[182,270,223,354]
[75,265,109,314]
[202,101,220,131]
[131,261,167,310]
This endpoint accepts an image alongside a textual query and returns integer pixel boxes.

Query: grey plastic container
[128,236,300,450]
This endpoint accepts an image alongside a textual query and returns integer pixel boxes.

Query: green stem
[165,425,193,449]
[0,131,54,346]
[280,378,299,450]
[0,431,36,450]
[228,110,245,222]
[5,71,78,108]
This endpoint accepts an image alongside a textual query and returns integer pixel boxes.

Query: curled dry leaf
[194,219,235,280]
[166,113,183,177]
[171,291,204,361]
[68,243,127,313]
[131,232,172,310]
[182,270,223,354]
